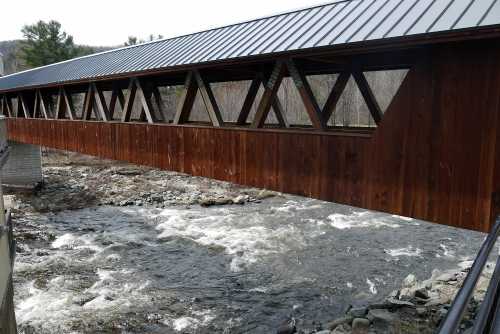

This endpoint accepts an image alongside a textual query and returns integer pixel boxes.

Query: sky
[1,0,330,47]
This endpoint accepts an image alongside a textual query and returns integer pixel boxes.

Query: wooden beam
[135,78,156,124]
[4,96,13,117]
[109,86,126,120]
[63,89,76,120]
[286,59,326,130]
[44,93,55,119]
[193,70,223,127]
[174,72,198,125]
[252,61,286,129]
[152,86,169,122]
[322,71,351,123]
[33,91,39,118]
[92,83,111,122]
[237,73,288,127]
[83,84,94,120]
[121,79,138,123]
[56,87,75,120]
[18,93,32,118]
[0,96,4,117]
[38,90,50,119]
[270,95,289,128]
[352,69,382,125]
[1,96,9,117]
[237,74,262,125]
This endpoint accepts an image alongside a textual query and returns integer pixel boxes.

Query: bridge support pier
[0,118,17,334]
[1,141,42,188]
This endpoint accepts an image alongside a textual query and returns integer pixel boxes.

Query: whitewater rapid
[12,197,484,333]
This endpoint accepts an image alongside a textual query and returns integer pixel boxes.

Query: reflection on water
[13,197,484,333]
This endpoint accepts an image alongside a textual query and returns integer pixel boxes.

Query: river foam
[13,199,485,333]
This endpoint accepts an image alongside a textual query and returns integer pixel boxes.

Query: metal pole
[472,254,500,334]
[438,218,500,334]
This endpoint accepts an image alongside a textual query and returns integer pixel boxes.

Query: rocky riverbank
[10,156,277,213]
[303,263,494,334]
[7,151,493,334]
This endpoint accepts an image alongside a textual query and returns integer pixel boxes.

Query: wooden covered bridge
[0,0,500,232]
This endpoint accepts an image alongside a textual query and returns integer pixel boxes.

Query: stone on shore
[352,318,370,334]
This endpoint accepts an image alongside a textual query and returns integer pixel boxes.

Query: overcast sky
[1,0,329,47]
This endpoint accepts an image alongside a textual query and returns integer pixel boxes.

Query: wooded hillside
[0,40,110,75]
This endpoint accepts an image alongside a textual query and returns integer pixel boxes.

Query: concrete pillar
[0,52,4,77]
[0,117,17,333]
[1,141,42,188]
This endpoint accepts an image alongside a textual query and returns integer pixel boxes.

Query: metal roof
[1,0,500,92]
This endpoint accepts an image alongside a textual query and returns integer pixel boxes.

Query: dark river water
[12,197,485,333]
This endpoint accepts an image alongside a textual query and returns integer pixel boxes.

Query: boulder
[276,318,296,334]
[415,288,430,300]
[328,316,353,330]
[348,307,368,318]
[332,324,352,334]
[403,274,417,287]
[352,318,370,334]
[367,309,400,333]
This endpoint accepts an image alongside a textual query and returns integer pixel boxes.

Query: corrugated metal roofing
[1,0,500,92]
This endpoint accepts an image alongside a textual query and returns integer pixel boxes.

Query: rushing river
[12,196,484,333]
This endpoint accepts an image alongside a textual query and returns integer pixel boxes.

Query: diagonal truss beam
[352,69,383,125]
[4,96,13,117]
[152,86,169,122]
[193,70,224,127]
[83,84,96,120]
[56,87,76,120]
[33,91,39,118]
[238,73,289,128]
[0,95,6,117]
[322,71,350,124]
[18,93,32,118]
[109,85,126,121]
[35,90,50,119]
[121,79,138,123]
[135,78,157,124]
[286,59,326,130]
[82,83,111,121]
[93,83,111,122]
[121,78,157,124]
[237,75,261,125]
[174,72,198,125]
[33,89,48,119]
[251,61,286,129]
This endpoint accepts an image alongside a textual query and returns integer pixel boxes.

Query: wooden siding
[6,41,500,233]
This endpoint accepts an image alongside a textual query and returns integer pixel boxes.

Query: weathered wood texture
[6,42,500,232]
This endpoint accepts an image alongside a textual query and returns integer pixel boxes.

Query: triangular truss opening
[173,71,224,127]
[189,91,212,123]
[211,81,253,123]
[332,76,376,128]
[233,73,288,128]
[303,68,409,128]
[153,86,180,123]
[71,93,86,120]
[364,69,409,115]
[121,78,166,124]
[306,74,338,111]
[0,95,13,117]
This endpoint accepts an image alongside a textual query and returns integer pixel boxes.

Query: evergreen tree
[20,20,81,67]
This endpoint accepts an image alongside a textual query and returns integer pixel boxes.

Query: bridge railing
[438,217,500,333]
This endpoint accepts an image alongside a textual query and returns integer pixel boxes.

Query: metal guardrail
[5,210,14,265]
[438,217,500,334]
